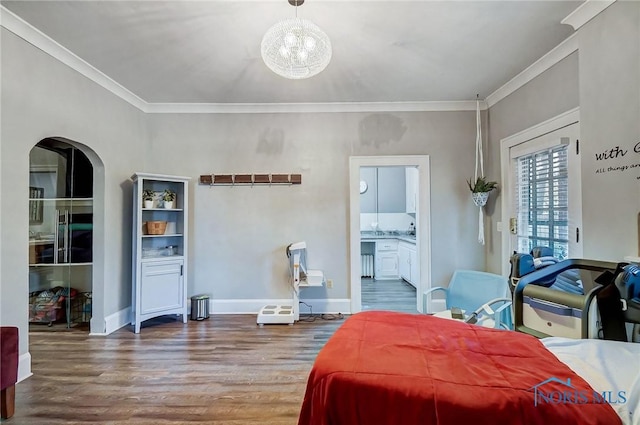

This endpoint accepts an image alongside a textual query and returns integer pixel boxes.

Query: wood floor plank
[15,316,342,424]
[14,283,417,424]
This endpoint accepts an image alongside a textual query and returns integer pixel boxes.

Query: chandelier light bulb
[279,45,290,58]
[304,36,316,51]
[284,32,297,48]
[261,16,332,80]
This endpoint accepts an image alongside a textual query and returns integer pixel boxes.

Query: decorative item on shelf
[29,186,44,224]
[142,248,164,258]
[144,221,167,235]
[261,0,332,80]
[468,94,497,245]
[163,246,177,256]
[162,189,176,209]
[142,189,155,209]
[165,221,177,235]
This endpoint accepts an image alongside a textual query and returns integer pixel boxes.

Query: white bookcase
[131,172,190,333]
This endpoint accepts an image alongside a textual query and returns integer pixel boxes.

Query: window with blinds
[515,145,569,259]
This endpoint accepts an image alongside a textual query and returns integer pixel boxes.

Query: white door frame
[349,155,432,314]
[500,107,580,276]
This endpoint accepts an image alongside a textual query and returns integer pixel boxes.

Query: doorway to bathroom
[349,156,432,314]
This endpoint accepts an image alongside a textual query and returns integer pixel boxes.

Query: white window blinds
[515,144,569,259]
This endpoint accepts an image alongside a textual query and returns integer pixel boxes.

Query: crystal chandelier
[261,0,332,79]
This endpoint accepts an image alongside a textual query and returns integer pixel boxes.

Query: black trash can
[190,294,209,320]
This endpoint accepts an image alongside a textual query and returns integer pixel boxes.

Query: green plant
[466,176,498,193]
[162,189,176,202]
[142,189,155,201]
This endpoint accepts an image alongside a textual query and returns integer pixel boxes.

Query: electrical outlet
[326,279,334,288]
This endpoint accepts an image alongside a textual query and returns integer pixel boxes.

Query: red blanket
[298,311,620,425]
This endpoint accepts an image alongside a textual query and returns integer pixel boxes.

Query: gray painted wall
[577,1,640,260]
[146,112,484,301]
[485,52,580,273]
[1,29,147,354]
[486,1,640,272]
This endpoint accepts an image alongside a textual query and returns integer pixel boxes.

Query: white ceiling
[1,0,582,105]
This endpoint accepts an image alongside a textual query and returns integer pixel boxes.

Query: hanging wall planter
[468,95,497,245]
[467,177,497,207]
[467,176,497,245]
[472,191,490,207]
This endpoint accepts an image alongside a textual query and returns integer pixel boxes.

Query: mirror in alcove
[28,138,93,331]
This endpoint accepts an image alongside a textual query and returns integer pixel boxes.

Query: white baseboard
[18,352,32,383]
[92,307,132,335]
[210,298,352,315]
[297,298,351,315]
[96,299,351,331]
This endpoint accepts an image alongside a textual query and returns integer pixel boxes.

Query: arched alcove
[28,137,105,333]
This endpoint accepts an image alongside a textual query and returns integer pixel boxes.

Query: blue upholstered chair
[423,270,513,330]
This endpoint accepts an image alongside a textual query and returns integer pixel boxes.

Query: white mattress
[542,337,640,425]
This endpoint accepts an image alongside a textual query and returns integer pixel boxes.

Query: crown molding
[145,100,487,114]
[561,0,617,30]
[0,6,148,112]
[485,33,578,108]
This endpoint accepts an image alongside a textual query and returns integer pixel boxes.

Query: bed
[298,311,640,425]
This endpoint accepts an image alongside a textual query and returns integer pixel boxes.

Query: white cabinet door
[376,253,399,279]
[398,243,411,281]
[375,240,399,279]
[405,167,418,214]
[140,260,184,315]
[409,247,418,288]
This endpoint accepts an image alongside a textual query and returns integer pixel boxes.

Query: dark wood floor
[13,315,344,425]
[12,281,415,424]
[361,278,418,313]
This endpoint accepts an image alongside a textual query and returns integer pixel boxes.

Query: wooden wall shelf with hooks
[199,174,302,186]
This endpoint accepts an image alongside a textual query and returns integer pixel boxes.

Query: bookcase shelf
[131,173,190,333]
